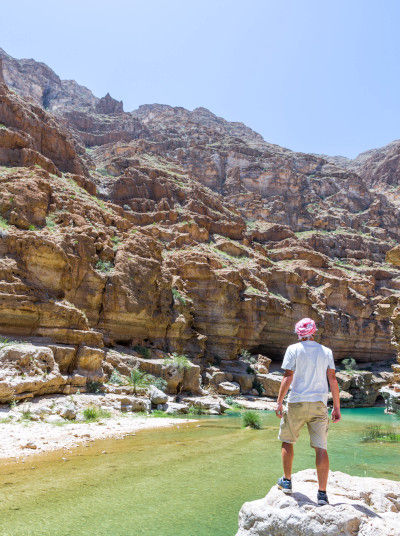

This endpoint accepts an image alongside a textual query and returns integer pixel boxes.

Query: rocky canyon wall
[1,48,400,374]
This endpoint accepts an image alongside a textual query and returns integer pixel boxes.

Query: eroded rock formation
[1,47,400,405]
[236,469,399,536]
[95,93,123,114]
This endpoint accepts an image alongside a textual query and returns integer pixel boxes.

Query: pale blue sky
[2,0,400,157]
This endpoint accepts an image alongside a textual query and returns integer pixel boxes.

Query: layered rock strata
[1,48,400,408]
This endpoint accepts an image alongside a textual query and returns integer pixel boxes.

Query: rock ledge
[236,469,399,536]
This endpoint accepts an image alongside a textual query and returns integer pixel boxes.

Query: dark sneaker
[317,490,329,505]
[277,476,292,494]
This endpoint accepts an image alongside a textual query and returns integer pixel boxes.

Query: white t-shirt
[281,340,335,405]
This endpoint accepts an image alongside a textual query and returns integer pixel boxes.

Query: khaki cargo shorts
[278,401,329,449]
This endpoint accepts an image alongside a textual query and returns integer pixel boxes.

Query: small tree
[127,367,151,394]
[239,349,257,371]
[164,353,191,371]
[342,357,358,373]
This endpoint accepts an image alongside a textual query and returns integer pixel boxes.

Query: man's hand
[275,370,293,418]
[331,407,341,423]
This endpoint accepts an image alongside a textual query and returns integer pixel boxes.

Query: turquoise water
[0,408,398,536]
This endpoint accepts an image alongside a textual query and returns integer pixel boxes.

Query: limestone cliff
[1,48,400,405]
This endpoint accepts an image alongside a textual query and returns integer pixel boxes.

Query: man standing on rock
[275,318,341,505]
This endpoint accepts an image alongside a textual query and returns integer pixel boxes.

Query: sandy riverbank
[0,414,196,462]
[0,392,198,462]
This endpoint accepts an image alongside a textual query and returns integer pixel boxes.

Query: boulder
[148,385,168,405]
[381,386,400,413]
[236,469,399,536]
[0,343,67,403]
[209,370,227,385]
[256,374,282,397]
[182,396,227,414]
[117,396,151,413]
[218,381,241,396]
[164,402,189,414]
[232,374,255,394]
[346,371,390,407]
[335,371,352,391]
[254,355,272,374]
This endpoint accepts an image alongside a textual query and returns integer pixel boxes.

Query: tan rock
[236,469,399,536]
[74,346,105,379]
[256,374,282,397]
[217,381,240,396]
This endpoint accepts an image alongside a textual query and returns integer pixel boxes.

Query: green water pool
[0,408,399,536]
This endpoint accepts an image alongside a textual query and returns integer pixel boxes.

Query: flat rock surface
[236,469,400,536]
[235,397,276,411]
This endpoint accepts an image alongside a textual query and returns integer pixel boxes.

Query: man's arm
[275,370,294,418]
[327,368,341,422]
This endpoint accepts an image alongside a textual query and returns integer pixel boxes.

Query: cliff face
[1,48,400,370]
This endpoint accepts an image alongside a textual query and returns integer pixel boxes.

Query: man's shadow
[290,492,382,518]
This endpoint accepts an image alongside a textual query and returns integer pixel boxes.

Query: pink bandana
[294,318,317,339]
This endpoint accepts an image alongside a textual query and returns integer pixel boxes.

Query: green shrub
[239,349,257,364]
[28,224,37,231]
[83,407,98,421]
[362,425,400,442]
[9,398,18,409]
[172,288,187,305]
[0,216,9,229]
[245,286,263,296]
[83,406,111,422]
[109,369,124,385]
[342,357,358,373]
[151,409,170,418]
[252,378,265,396]
[164,353,191,370]
[111,235,121,251]
[97,167,112,177]
[95,259,114,273]
[45,213,57,229]
[242,410,262,429]
[225,396,234,406]
[21,409,32,421]
[150,376,168,391]
[0,336,20,347]
[188,405,204,415]
[133,345,151,358]
[86,380,104,394]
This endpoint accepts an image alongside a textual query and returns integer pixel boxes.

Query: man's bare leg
[314,447,329,491]
[281,442,294,479]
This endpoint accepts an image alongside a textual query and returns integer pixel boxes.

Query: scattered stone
[21,442,37,449]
